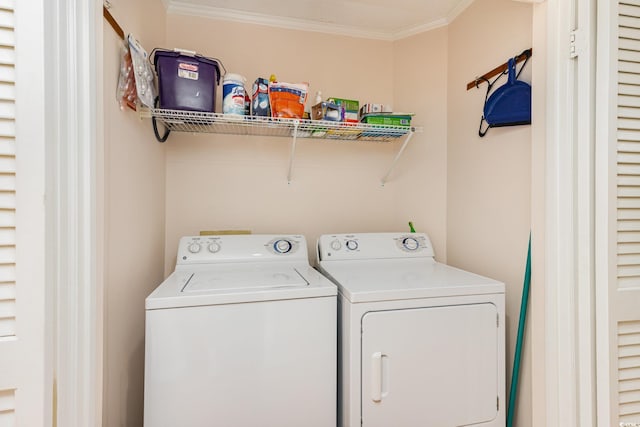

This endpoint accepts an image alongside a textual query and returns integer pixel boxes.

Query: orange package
[268,81,309,119]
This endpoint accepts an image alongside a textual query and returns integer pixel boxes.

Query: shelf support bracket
[287,120,299,184]
[381,129,415,186]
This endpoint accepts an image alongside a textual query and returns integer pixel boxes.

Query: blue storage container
[152,49,222,112]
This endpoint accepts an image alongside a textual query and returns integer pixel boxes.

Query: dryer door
[361,303,499,426]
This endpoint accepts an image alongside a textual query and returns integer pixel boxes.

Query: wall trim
[544,0,597,425]
[166,1,395,40]
[594,0,617,424]
[164,0,475,41]
[544,0,574,424]
[44,0,103,425]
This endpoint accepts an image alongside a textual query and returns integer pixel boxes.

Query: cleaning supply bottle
[244,91,251,116]
[304,87,316,119]
[222,73,247,115]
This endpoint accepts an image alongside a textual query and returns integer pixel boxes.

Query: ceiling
[161,0,476,41]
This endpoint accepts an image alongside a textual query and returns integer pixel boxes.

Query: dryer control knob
[346,240,358,251]
[402,237,419,251]
[274,239,293,254]
[208,242,221,253]
[188,242,202,253]
[330,239,342,251]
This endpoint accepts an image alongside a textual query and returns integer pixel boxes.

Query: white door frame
[594,0,617,423]
[44,0,104,425]
[542,0,597,425]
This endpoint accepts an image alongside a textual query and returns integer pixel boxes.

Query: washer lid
[146,263,336,309]
[184,267,307,292]
[318,258,504,303]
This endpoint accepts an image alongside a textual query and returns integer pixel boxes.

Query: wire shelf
[140,108,422,185]
[143,108,421,142]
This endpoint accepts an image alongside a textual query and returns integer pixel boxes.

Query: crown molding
[167,1,395,41]
[446,0,475,23]
[164,0,478,41]
[391,18,448,41]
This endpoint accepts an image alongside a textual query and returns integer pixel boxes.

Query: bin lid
[152,48,221,84]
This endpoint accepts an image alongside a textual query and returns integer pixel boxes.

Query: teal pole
[506,234,531,427]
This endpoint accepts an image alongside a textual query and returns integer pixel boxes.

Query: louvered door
[618,1,640,422]
[0,1,18,424]
[601,1,640,424]
[0,0,48,425]
[0,2,14,339]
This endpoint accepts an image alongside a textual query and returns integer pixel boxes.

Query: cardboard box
[360,114,412,127]
[359,103,392,116]
[325,128,361,139]
[327,97,359,123]
[311,102,341,121]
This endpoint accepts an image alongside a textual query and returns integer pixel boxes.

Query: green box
[327,97,359,112]
[327,97,359,122]
[361,114,412,127]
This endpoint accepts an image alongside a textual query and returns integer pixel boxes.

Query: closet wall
[392,27,449,260]
[102,1,167,426]
[447,1,533,426]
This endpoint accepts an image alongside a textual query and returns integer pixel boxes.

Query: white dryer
[317,232,505,427]
[144,234,337,427]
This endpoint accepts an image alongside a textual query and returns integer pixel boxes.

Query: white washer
[317,232,505,427]
[144,234,337,427]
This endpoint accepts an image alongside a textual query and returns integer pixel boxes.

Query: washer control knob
[208,242,221,253]
[274,239,293,254]
[402,237,420,251]
[346,240,358,251]
[330,239,342,251]
[188,242,201,253]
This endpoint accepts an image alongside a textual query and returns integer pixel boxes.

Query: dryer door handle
[371,352,388,402]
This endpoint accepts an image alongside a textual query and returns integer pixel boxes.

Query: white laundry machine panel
[317,233,505,427]
[144,234,337,427]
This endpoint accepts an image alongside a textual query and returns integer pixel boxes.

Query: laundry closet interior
[102,0,534,425]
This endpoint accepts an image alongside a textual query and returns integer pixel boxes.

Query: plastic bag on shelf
[115,41,137,111]
[128,34,156,109]
[268,81,308,119]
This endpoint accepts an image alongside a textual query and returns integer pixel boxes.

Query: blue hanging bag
[479,53,531,137]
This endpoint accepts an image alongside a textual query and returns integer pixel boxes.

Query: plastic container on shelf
[252,77,271,117]
[223,73,247,115]
[152,48,222,112]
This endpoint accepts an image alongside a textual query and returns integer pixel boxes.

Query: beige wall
[530,2,547,424]
[102,1,166,426]
[162,15,447,272]
[447,0,533,426]
[393,27,449,261]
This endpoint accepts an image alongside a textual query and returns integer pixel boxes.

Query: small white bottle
[315,91,322,105]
